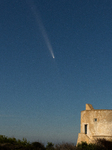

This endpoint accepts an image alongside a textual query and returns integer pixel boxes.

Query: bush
[76,139,112,150]
[96,138,112,150]
[1,135,112,150]
[31,141,45,150]
[55,142,76,150]
[0,135,31,149]
[46,142,55,150]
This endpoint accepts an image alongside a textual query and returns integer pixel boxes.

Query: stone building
[77,104,112,144]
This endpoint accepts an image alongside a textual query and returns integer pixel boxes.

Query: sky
[0,0,112,144]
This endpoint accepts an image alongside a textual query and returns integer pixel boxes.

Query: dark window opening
[85,124,87,134]
[94,118,97,122]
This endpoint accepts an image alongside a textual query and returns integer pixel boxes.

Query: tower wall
[77,104,112,144]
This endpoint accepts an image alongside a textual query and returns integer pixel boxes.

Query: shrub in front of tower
[96,138,112,150]
[76,141,104,150]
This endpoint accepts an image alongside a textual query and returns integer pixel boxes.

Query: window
[85,124,87,134]
[94,118,97,122]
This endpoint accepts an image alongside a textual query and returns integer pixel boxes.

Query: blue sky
[0,0,112,144]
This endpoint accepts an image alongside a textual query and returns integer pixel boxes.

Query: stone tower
[77,104,112,144]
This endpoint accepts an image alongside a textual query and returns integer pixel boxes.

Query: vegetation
[0,135,112,149]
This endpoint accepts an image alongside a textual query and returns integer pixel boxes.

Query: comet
[29,2,55,59]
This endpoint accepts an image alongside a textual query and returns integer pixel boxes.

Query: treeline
[0,135,112,149]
